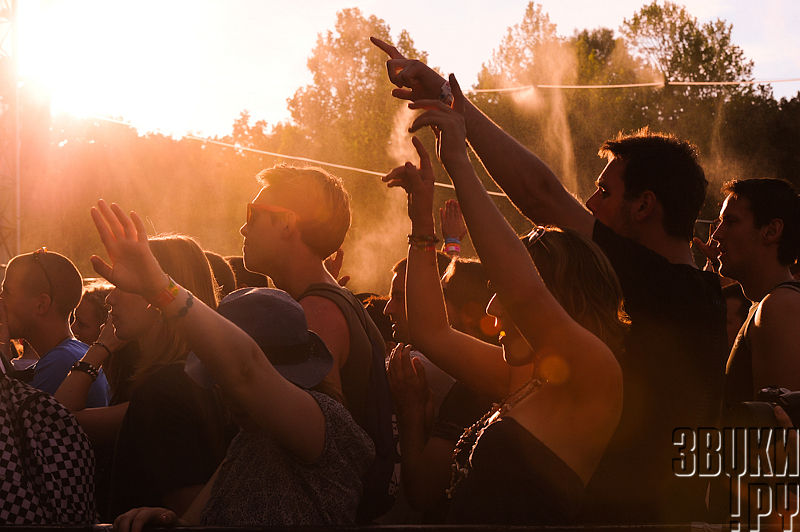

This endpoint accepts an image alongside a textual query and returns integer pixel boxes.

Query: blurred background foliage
[3,2,799,293]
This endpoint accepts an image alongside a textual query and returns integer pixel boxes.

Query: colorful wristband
[146,276,180,309]
[444,237,461,245]
[445,243,461,255]
[408,234,439,251]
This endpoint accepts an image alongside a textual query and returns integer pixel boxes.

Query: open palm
[90,200,165,296]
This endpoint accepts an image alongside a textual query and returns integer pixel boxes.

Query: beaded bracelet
[408,233,439,251]
[70,360,100,382]
[164,291,194,321]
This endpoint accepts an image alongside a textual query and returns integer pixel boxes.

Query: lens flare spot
[539,355,569,385]
[480,315,501,337]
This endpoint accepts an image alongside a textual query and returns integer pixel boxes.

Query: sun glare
[16,0,231,134]
[19,1,134,117]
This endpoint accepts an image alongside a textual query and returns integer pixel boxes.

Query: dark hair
[10,250,83,319]
[204,251,236,298]
[225,256,271,289]
[442,259,492,314]
[257,165,351,259]
[392,252,452,277]
[599,128,706,241]
[525,227,629,355]
[362,295,393,344]
[722,178,800,266]
[73,280,113,340]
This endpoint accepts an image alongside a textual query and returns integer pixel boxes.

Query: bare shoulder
[299,294,347,322]
[750,285,800,390]
[755,287,800,329]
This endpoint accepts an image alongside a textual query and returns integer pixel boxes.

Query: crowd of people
[1,36,799,528]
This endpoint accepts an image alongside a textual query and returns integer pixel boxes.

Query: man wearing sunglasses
[0,249,109,407]
[240,165,395,520]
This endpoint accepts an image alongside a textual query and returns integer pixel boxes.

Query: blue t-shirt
[31,338,110,407]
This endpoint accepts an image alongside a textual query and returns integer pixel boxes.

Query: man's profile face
[712,194,760,280]
[240,186,285,275]
[1,263,35,339]
[383,270,409,343]
[585,157,635,237]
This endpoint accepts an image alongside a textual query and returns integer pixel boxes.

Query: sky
[15,0,800,137]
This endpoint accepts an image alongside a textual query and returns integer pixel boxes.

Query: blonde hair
[130,235,219,384]
[527,227,629,355]
[256,165,351,259]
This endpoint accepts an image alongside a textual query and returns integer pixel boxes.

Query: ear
[631,190,657,222]
[34,293,53,316]
[762,218,784,245]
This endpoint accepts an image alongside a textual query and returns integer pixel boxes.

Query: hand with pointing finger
[370,36,445,102]
[382,137,436,227]
[408,74,469,167]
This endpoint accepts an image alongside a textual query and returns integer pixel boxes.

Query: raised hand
[387,343,434,428]
[382,136,436,227]
[440,199,467,242]
[408,74,469,167]
[691,234,721,272]
[324,248,350,287]
[96,315,128,355]
[370,36,445,102]
[90,200,167,297]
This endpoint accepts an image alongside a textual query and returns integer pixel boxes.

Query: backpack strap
[300,284,378,419]
[773,280,800,294]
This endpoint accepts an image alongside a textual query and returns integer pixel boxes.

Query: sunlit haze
[15,0,800,137]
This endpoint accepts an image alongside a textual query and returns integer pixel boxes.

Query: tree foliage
[285,8,426,171]
[621,0,754,98]
[2,5,798,290]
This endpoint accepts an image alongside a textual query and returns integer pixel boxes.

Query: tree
[621,0,754,98]
[285,8,426,172]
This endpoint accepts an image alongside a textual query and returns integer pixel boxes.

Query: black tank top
[724,280,800,407]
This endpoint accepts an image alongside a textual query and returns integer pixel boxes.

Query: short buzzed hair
[599,128,707,241]
[257,165,351,259]
[9,250,83,319]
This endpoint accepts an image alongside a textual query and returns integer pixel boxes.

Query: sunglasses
[246,203,294,225]
[32,247,54,299]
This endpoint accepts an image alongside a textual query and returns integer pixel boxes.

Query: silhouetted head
[588,128,706,241]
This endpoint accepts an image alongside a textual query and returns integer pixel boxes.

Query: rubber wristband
[146,276,180,309]
[444,237,461,245]
[445,243,461,255]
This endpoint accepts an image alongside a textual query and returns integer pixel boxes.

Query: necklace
[446,377,545,499]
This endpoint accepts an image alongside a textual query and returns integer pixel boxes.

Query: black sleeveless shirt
[724,280,800,407]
